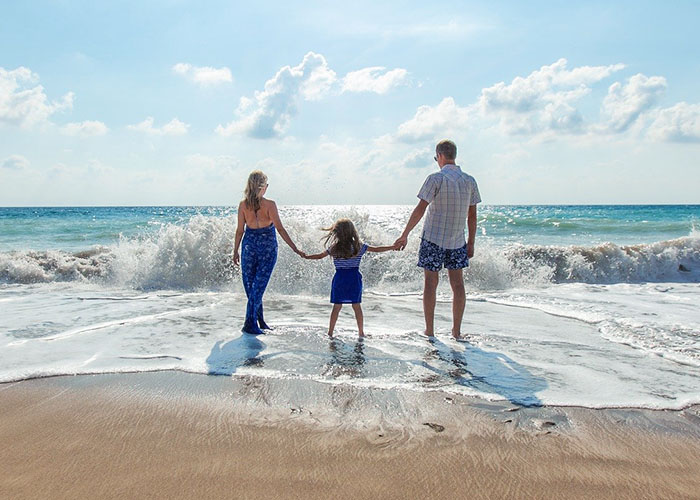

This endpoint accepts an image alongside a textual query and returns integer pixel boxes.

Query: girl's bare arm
[366,244,398,253]
[304,251,328,260]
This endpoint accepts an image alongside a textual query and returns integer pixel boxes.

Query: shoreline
[2,369,700,413]
[2,371,700,499]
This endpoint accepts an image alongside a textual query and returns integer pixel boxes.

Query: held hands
[393,235,408,251]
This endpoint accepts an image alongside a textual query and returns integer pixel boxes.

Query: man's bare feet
[424,330,435,337]
[452,330,462,340]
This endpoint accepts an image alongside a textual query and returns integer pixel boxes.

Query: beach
[5,0,700,495]
[2,371,700,500]
[2,204,700,498]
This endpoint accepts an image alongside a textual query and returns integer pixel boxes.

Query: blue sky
[1,0,699,205]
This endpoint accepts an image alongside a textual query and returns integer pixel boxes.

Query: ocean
[1,205,699,409]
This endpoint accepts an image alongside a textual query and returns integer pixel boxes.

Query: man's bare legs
[423,270,439,336]
[351,303,364,337]
[447,268,466,339]
[328,303,365,337]
[328,304,342,337]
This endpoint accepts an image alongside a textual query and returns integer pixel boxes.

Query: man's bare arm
[467,204,477,258]
[393,199,429,250]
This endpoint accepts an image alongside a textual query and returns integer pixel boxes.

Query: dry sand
[1,372,699,500]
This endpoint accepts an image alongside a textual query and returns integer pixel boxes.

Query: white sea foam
[1,283,699,409]
[478,282,700,368]
[1,212,699,290]
[1,208,699,409]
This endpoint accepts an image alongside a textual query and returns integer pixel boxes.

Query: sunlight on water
[1,205,699,409]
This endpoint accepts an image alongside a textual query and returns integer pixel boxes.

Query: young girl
[304,218,395,337]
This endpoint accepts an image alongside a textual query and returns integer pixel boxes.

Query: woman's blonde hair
[323,218,361,259]
[243,170,268,212]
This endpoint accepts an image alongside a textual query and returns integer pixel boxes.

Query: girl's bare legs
[351,303,364,337]
[328,304,342,337]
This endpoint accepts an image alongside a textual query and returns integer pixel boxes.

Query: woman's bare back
[240,198,274,229]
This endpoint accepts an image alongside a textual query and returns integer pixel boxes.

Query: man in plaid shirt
[394,139,481,339]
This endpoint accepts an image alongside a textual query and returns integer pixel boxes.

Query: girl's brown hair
[243,170,268,212]
[322,218,361,259]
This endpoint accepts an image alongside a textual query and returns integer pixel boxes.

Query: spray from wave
[1,213,699,290]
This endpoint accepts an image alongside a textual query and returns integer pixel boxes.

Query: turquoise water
[1,204,699,408]
[0,205,698,252]
[1,204,699,287]
[0,206,234,252]
[479,205,699,245]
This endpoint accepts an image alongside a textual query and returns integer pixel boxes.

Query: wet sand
[1,372,699,500]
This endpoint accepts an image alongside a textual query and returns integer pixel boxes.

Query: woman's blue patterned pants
[241,224,278,334]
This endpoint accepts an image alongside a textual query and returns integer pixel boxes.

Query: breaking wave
[1,215,699,291]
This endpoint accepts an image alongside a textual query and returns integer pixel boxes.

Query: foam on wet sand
[1,371,699,499]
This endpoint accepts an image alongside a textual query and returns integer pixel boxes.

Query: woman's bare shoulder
[260,198,277,210]
[238,200,250,214]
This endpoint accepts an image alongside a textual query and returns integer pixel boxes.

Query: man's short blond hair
[436,139,457,160]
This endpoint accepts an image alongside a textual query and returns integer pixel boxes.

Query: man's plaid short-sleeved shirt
[417,164,481,250]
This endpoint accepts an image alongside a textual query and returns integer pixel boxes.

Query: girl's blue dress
[329,243,368,304]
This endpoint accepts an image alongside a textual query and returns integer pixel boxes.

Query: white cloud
[215,54,410,139]
[396,97,472,142]
[185,154,240,177]
[301,58,337,101]
[0,66,73,128]
[399,147,432,169]
[127,117,189,136]
[647,102,700,143]
[61,120,109,137]
[393,60,690,147]
[492,148,531,164]
[46,159,117,180]
[342,67,408,94]
[216,52,337,139]
[85,159,116,176]
[317,15,492,43]
[2,154,30,170]
[478,58,624,135]
[600,73,667,133]
[172,63,233,86]
[480,59,623,112]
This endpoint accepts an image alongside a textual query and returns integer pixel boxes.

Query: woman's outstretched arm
[233,202,246,265]
[268,201,304,257]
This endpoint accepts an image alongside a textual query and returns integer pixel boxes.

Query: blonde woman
[233,171,303,335]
